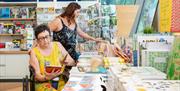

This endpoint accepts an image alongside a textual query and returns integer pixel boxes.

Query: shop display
[77,55,106,73]
[0,3,36,50]
[167,36,180,80]
[77,4,117,43]
[36,7,55,24]
[171,0,180,32]
[159,0,172,32]
[76,41,97,52]
[135,35,174,67]
[0,1,179,91]
[0,7,36,19]
[63,74,104,91]
[141,50,170,72]
[160,0,180,32]
[107,66,167,91]
[101,0,136,5]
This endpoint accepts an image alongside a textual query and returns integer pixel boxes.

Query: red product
[45,66,62,73]
[0,43,5,48]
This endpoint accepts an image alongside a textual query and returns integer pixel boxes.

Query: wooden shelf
[0,34,23,36]
[0,50,29,54]
[0,18,35,21]
[0,2,36,7]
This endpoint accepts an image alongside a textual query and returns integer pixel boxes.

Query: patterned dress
[33,42,65,91]
[53,19,78,61]
[53,19,80,82]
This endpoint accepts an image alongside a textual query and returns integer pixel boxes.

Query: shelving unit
[0,2,36,50]
[0,18,35,21]
[0,2,36,80]
[0,34,24,36]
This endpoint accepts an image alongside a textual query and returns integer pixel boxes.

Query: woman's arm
[29,49,47,81]
[30,49,61,81]
[48,18,62,32]
[57,42,75,66]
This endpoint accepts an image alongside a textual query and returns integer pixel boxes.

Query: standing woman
[48,2,103,82]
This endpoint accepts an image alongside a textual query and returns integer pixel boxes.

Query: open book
[45,66,62,73]
[45,54,68,73]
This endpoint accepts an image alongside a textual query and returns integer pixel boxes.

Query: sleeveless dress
[53,19,80,82]
[33,42,66,91]
[53,19,79,62]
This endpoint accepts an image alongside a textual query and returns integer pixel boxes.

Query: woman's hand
[95,38,108,44]
[44,69,62,80]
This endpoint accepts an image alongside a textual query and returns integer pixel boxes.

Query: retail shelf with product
[0,2,35,80]
[0,3,36,52]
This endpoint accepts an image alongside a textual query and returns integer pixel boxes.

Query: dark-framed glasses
[37,35,51,41]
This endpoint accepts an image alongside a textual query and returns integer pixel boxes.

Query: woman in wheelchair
[29,24,75,91]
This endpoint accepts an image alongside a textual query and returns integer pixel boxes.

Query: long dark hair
[58,2,81,25]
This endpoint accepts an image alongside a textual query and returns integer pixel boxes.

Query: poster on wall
[171,0,180,32]
[159,0,172,32]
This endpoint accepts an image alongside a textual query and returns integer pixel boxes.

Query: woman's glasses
[37,35,51,41]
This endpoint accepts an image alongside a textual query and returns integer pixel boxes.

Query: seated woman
[29,24,75,91]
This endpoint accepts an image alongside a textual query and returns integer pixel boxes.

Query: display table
[62,67,106,91]
[107,66,167,91]
[124,80,180,91]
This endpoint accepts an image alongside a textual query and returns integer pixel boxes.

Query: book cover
[45,65,62,73]
[28,7,36,18]
[0,8,10,18]
[12,39,21,48]
[16,7,28,18]
[10,8,18,18]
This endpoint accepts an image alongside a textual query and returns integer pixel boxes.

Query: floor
[0,82,23,91]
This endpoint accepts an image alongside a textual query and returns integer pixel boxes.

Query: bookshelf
[0,2,36,51]
[0,34,24,36]
[0,18,35,21]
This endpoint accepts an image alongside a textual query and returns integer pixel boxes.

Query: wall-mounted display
[171,0,180,32]
[136,0,158,33]
[101,0,135,5]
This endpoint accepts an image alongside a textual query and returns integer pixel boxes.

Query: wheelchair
[22,66,35,91]
[23,66,60,91]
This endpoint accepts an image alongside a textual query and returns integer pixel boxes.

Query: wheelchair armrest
[29,65,35,91]
[29,66,35,78]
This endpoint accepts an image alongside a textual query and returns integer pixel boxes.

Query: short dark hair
[34,24,51,39]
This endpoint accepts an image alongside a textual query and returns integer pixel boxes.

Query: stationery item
[45,66,62,73]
